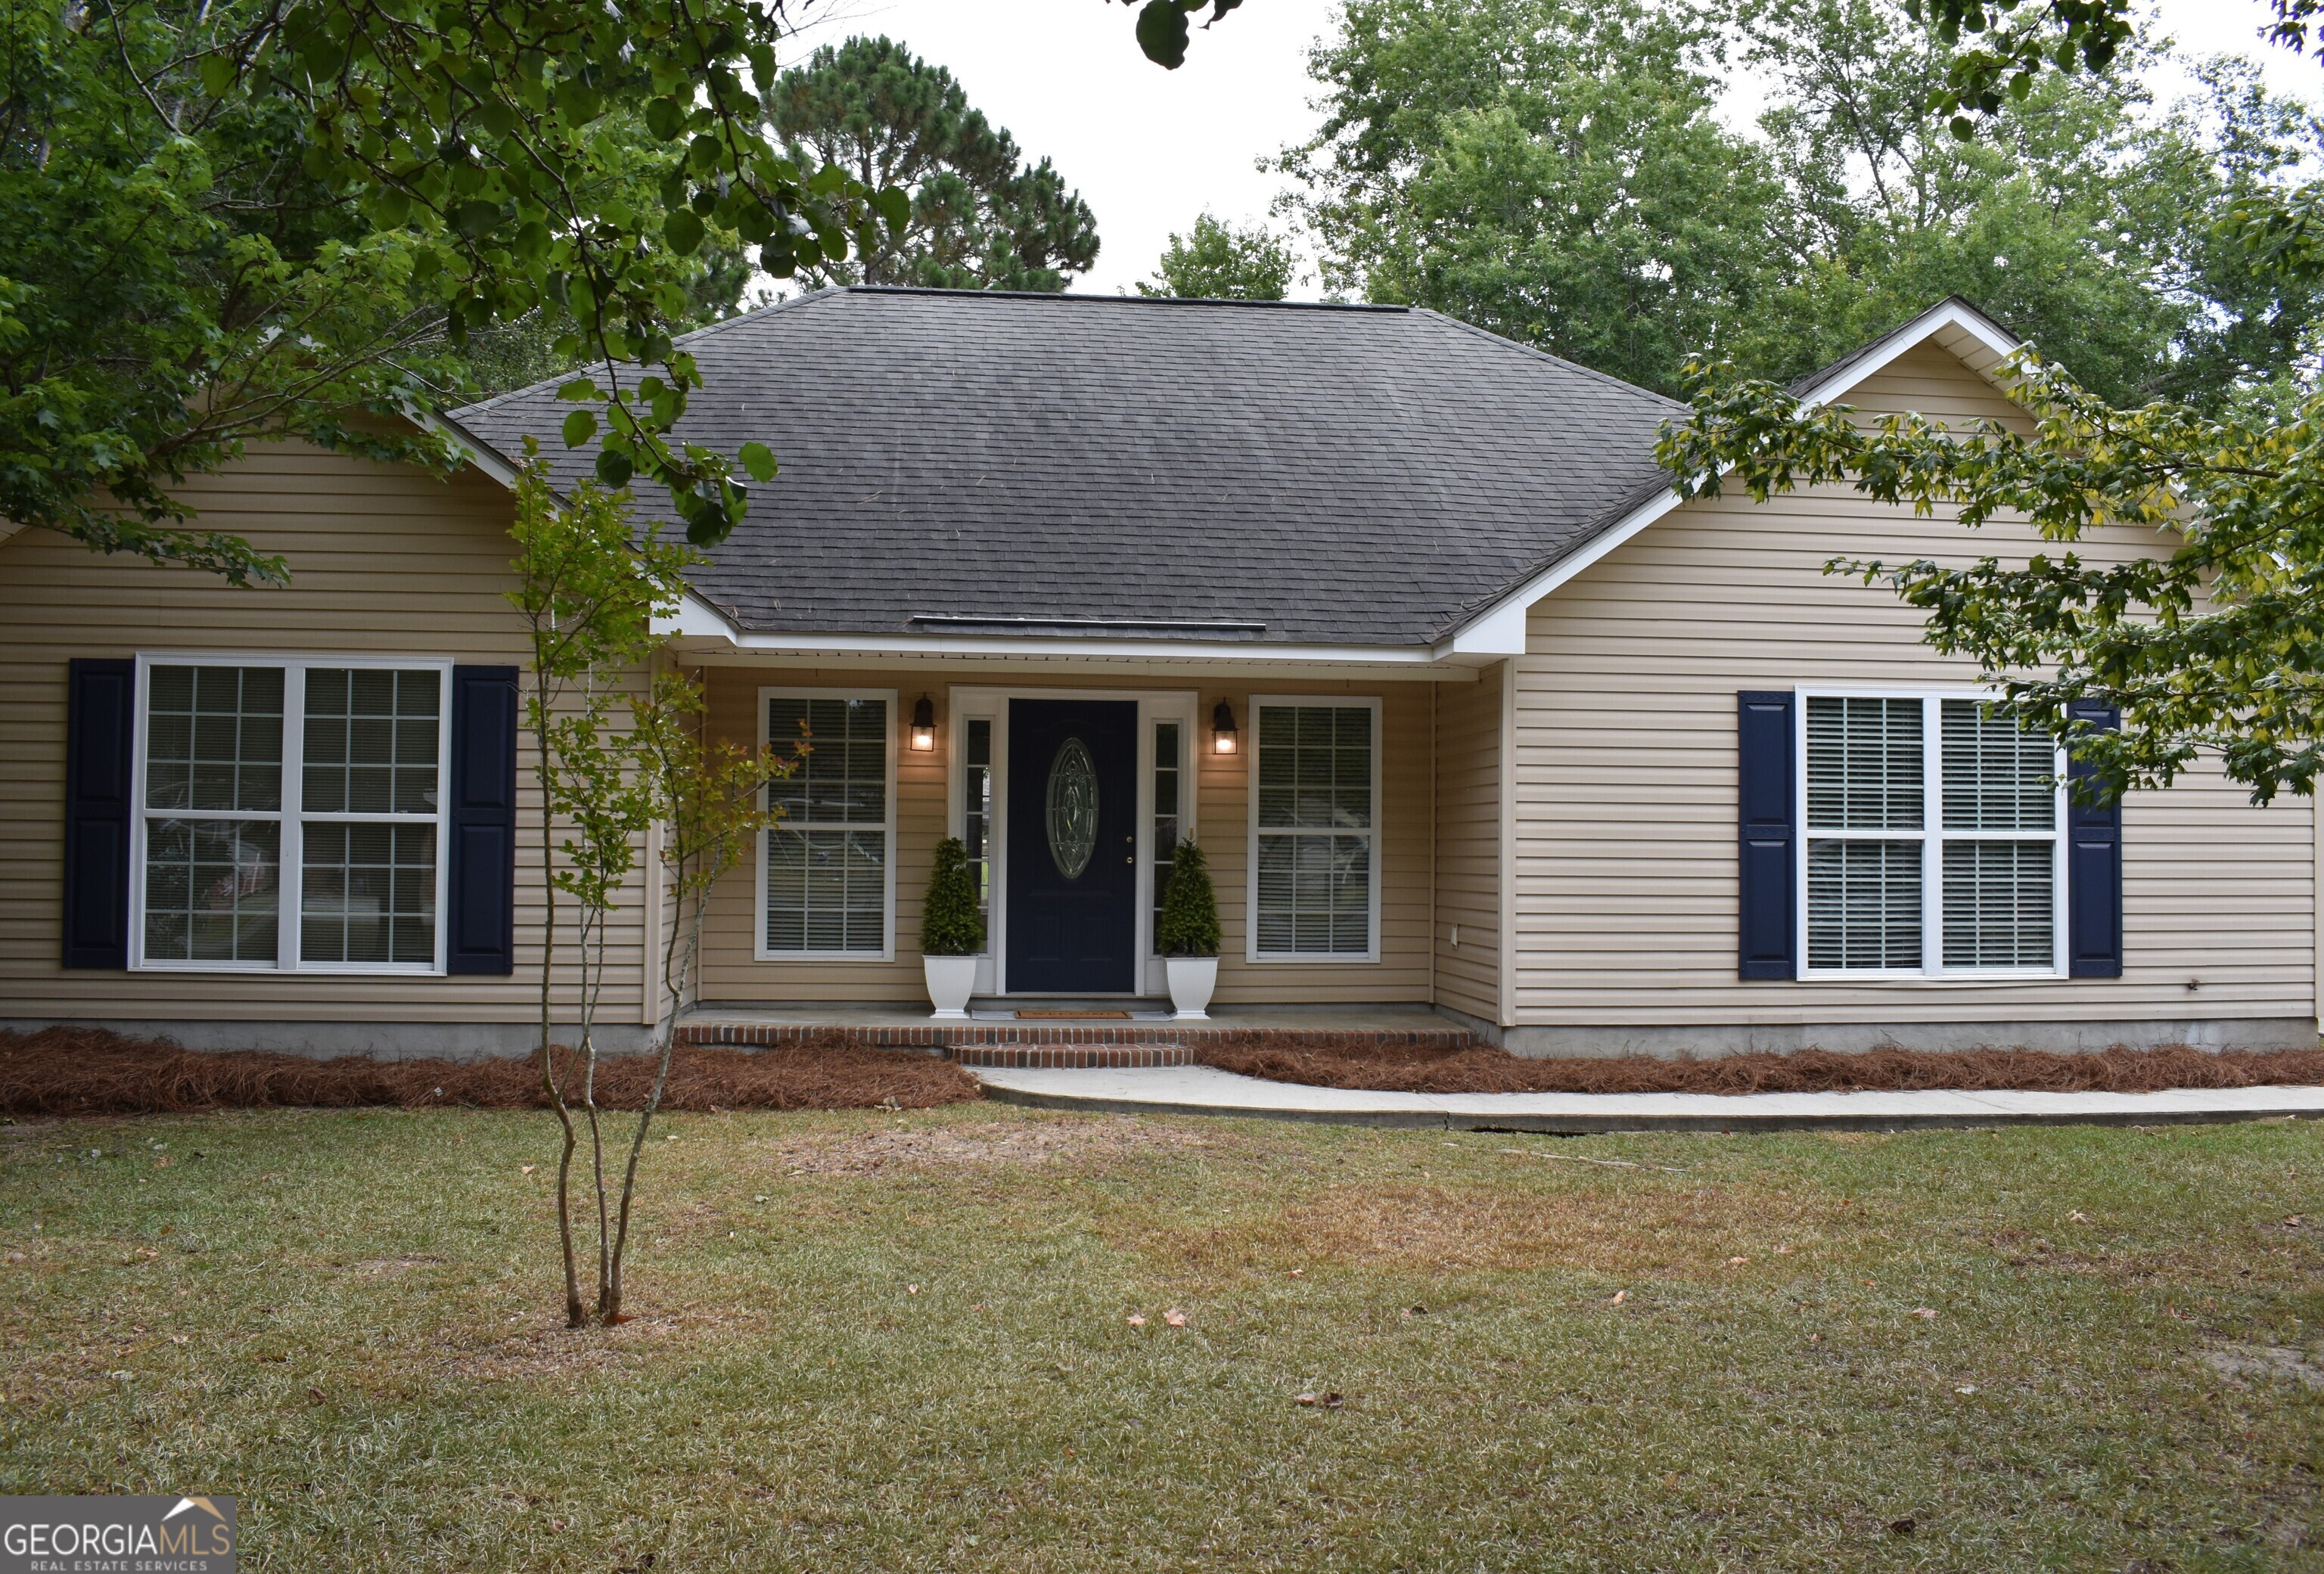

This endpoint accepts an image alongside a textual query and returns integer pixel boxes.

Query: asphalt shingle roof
[452,286,1686,647]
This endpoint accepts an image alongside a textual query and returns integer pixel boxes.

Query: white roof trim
[1436,299,2027,655]
[660,590,1472,667]
[418,408,527,490]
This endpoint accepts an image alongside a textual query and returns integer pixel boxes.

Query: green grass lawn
[2,1104,2319,1572]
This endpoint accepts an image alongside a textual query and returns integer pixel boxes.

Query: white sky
[795,0,2319,299]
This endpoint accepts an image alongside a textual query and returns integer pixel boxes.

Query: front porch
[677,659,1506,1027]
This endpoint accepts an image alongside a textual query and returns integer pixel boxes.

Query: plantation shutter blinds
[1735,691,1796,979]
[1804,695,1924,971]
[1938,700,2056,969]
[446,665,519,976]
[63,658,138,969]
[2065,701,2124,977]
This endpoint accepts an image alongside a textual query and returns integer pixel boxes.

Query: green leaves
[1135,0,1192,70]
[1659,353,2324,804]
[663,209,705,256]
[738,441,777,481]
[561,408,598,448]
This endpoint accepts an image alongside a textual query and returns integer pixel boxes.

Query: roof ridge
[843,284,1409,313]
[450,287,853,418]
[1409,308,1689,411]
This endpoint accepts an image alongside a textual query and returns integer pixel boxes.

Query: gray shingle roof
[452,286,1686,647]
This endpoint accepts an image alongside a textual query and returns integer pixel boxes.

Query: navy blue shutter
[62,658,137,969]
[1738,691,1797,979]
[2065,700,2124,978]
[447,665,519,975]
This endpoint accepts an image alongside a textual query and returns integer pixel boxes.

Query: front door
[1006,698,1138,993]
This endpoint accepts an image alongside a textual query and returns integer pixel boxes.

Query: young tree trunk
[603,862,704,1324]
[530,696,586,1330]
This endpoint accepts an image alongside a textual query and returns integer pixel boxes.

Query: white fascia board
[662,610,1449,666]
[415,408,527,491]
[1437,298,2028,656]
[1789,298,2023,411]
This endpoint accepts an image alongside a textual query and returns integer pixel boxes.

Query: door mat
[1014,1010,1132,1020]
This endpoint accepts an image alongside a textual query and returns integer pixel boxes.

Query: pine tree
[768,36,1100,292]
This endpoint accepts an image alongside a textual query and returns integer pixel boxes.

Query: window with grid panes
[137,661,444,970]
[1151,719,1179,952]
[1803,694,2061,975]
[963,718,992,943]
[763,694,890,955]
[1252,701,1376,958]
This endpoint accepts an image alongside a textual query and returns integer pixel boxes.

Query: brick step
[679,1021,1477,1054]
[946,1042,1193,1070]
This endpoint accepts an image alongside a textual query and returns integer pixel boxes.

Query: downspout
[1498,655,1518,1031]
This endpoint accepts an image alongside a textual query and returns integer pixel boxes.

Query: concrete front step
[947,1042,1193,1070]
[677,1020,1476,1054]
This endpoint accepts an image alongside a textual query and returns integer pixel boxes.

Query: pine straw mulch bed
[0,1027,980,1119]
[1195,1040,2324,1097]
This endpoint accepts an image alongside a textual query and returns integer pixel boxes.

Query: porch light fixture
[1211,699,1238,756]
[909,694,937,752]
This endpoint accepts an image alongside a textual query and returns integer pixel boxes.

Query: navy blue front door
[1007,698,1138,993]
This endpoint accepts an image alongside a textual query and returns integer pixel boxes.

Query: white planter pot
[923,955,978,1020]
[1165,956,1219,1020]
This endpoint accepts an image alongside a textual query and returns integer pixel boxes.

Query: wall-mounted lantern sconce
[1211,698,1238,756]
[909,694,937,752]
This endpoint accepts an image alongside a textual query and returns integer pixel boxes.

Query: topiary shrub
[919,837,985,957]
[1154,837,1220,958]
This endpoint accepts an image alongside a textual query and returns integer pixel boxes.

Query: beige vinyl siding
[0,444,653,1027]
[694,668,1436,1004]
[1509,337,2315,1030]
[1431,660,1502,1022]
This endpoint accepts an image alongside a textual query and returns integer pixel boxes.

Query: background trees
[767,36,1099,292]
[1137,213,1298,300]
[1278,0,2324,405]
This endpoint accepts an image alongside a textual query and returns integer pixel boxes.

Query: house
[2,290,2314,1057]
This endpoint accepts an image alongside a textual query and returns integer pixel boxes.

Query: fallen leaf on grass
[1126,1314,1147,1327]
[2068,1210,2089,1222]
[1725,1256,1750,1267]
[1955,1385,1978,1395]
[1163,1309,1187,1327]
[520,1165,536,1176]
[1909,1308,1937,1320]
[1288,1268,1303,1278]
[307,1386,325,1405]
[1608,1290,1627,1305]
[1888,1517,1916,1535]
[1294,1392,1344,1408]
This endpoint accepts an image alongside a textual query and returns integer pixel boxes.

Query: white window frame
[1245,694,1384,965]
[1794,686,2067,982]
[756,686,898,963]
[127,653,454,976]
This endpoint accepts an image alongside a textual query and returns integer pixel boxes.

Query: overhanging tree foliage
[1658,353,2324,806]
[2,0,906,585]
[767,36,1098,292]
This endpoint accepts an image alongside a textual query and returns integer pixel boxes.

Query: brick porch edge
[676,1021,1477,1054]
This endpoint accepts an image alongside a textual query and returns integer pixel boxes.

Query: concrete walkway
[974,1063,2324,1133]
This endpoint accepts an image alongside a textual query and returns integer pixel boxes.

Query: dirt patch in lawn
[0,1027,980,1117]
[1198,1042,2324,1096]
[766,1116,1213,1176]
[1131,1180,1834,1279]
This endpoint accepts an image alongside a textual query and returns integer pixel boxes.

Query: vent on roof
[909,613,1267,638]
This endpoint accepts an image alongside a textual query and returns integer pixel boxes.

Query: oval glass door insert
[1045,737,1099,880]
